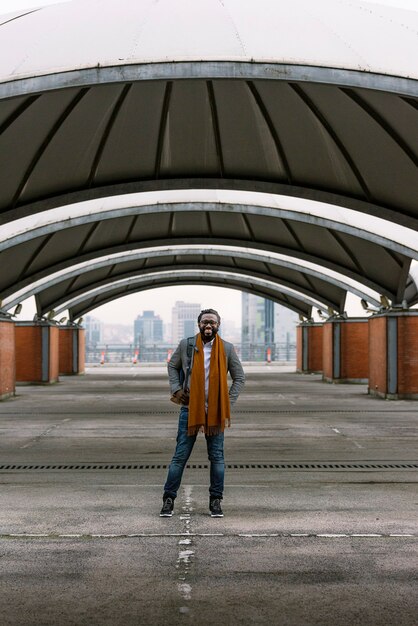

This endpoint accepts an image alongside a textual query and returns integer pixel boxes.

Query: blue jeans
[163,406,225,500]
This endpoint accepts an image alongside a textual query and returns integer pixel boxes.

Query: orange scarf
[188,334,231,436]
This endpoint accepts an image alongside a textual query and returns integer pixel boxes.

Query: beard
[200,326,219,342]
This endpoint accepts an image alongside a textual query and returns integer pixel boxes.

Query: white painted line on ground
[317,534,349,538]
[8,533,49,537]
[239,533,270,537]
[1,532,416,539]
[177,485,194,616]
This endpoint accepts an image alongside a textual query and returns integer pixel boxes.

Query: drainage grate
[0,462,417,471]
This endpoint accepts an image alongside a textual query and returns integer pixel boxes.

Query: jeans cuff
[163,492,176,500]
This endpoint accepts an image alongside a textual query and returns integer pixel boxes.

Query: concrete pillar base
[0,317,16,400]
[369,311,418,400]
[15,322,59,384]
[322,318,369,384]
[296,323,323,373]
[59,326,85,375]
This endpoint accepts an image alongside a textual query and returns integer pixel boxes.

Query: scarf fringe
[187,419,231,437]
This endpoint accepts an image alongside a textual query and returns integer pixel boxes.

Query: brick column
[369,311,418,399]
[59,326,85,375]
[0,317,15,400]
[322,318,369,384]
[15,322,59,384]
[296,323,323,373]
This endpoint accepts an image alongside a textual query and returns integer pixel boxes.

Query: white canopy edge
[51,268,328,317]
[2,244,380,311]
[0,0,417,83]
[2,190,418,258]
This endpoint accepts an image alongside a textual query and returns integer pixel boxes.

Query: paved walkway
[0,366,417,625]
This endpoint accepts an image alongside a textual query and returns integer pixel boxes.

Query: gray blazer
[167,335,245,405]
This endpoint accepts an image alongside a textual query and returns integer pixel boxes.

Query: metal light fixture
[380,295,391,309]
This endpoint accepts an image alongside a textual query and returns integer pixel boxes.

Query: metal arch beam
[67,278,313,322]
[0,63,417,101]
[51,269,328,318]
[2,179,418,232]
[41,250,375,307]
[3,246,380,312]
[1,235,400,302]
[1,234,394,305]
[3,200,418,260]
[35,262,344,316]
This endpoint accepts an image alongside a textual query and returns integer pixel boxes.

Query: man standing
[160,309,245,518]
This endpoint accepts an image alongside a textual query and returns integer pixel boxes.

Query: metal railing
[86,342,296,364]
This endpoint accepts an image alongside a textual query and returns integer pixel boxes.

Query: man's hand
[174,389,189,405]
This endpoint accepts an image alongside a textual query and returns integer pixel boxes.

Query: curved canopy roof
[1,0,417,81]
[0,203,412,310]
[7,250,353,316]
[0,0,417,319]
[55,270,325,321]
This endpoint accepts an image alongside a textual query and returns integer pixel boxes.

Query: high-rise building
[171,301,201,344]
[274,305,297,344]
[241,293,297,360]
[134,310,163,346]
[85,315,103,346]
[241,293,266,345]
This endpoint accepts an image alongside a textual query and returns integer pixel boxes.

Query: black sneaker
[160,497,174,517]
[209,498,224,517]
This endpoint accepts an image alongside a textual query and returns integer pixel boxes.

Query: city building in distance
[134,310,163,347]
[171,301,201,344]
[275,305,298,345]
[241,293,297,361]
[85,315,104,346]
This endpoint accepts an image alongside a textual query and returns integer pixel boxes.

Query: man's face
[198,313,220,343]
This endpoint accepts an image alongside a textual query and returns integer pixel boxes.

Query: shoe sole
[160,512,173,517]
[210,513,224,517]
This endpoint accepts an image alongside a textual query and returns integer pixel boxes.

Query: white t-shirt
[203,338,214,408]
